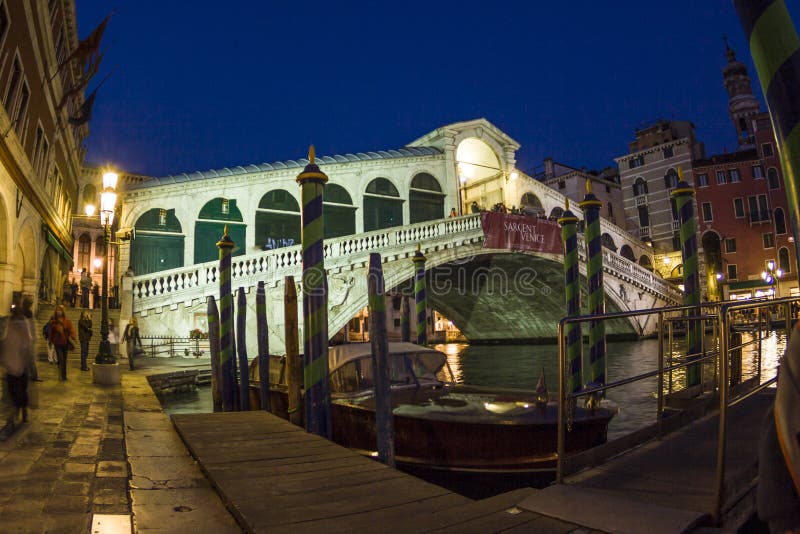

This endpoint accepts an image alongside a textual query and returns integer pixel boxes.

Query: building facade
[694,45,797,300]
[0,0,88,312]
[615,120,706,279]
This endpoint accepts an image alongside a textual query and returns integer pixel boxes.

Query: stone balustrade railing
[131,213,680,310]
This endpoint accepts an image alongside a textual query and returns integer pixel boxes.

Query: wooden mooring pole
[256,281,271,412]
[207,296,222,412]
[217,226,237,412]
[285,276,303,426]
[368,253,396,467]
[236,288,250,411]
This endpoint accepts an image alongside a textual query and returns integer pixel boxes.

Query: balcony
[639,226,651,239]
[671,220,681,231]
[635,195,647,207]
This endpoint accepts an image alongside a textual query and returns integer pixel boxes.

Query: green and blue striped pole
[256,281,270,412]
[207,296,222,412]
[579,180,606,387]
[558,200,582,396]
[217,226,236,412]
[412,248,427,345]
[735,0,800,268]
[297,145,331,438]
[672,170,702,387]
[368,253,396,466]
[236,287,250,411]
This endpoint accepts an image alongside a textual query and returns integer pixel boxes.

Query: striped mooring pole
[256,281,270,412]
[206,296,222,412]
[368,253,396,466]
[412,247,427,345]
[297,145,331,438]
[579,179,606,387]
[236,287,250,411]
[734,0,800,267]
[671,171,702,387]
[558,200,582,396]
[217,226,237,412]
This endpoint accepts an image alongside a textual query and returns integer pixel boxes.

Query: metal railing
[139,335,211,359]
[555,296,799,523]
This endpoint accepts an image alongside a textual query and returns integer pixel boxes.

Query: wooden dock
[172,411,583,533]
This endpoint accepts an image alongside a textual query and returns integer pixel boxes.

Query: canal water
[159,331,786,441]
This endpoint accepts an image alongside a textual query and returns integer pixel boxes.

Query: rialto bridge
[113,119,681,354]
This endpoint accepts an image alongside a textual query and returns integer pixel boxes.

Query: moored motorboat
[250,342,616,473]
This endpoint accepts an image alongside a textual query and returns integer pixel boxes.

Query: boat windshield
[331,351,448,394]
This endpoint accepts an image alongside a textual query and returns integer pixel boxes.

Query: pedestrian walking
[92,283,100,309]
[47,305,76,381]
[70,279,78,307]
[1,297,35,424]
[80,270,91,308]
[20,295,40,382]
[122,318,142,371]
[107,318,119,356]
[43,320,56,365]
[78,310,92,371]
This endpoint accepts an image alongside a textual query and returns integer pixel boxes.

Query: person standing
[78,311,92,372]
[48,305,76,380]
[92,283,100,309]
[80,270,91,308]
[1,299,34,423]
[122,318,142,371]
[70,279,78,307]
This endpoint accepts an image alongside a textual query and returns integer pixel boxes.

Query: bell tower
[722,38,760,148]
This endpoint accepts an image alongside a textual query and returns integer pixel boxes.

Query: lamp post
[762,260,782,299]
[95,171,118,364]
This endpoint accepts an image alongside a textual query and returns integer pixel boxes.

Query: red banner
[480,212,563,254]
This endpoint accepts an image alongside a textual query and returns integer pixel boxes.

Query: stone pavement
[0,354,239,533]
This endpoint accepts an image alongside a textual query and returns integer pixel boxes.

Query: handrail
[555,295,800,524]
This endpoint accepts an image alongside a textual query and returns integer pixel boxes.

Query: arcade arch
[133,208,185,275]
[256,189,300,250]
[601,233,617,252]
[364,178,403,231]
[195,198,245,263]
[620,245,636,262]
[324,184,356,238]
[520,193,544,216]
[409,173,444,223]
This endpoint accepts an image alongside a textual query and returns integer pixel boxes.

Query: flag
[57,52,103,111]
[54,15,109,76]
[68,88,97,126]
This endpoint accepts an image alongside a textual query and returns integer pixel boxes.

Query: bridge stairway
[34,302,121,361]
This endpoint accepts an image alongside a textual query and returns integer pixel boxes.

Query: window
[779,247,791,273]
[725,238,737,253]
[670,198,679,221]
[716,170,727,185]
[32,124,43,167]
[77,234,91,271]
[664,169,678,189]
[733,197,745,218]
[662,146,674,159]
[729,169,741,183]
[13,82,28,135]
[672,232,682,252]
[727,264,738,280]
[628,155,644,169]
[558,180,565,190]
[701,202,713,222]
[768,168,780,190]
[697,173,709,187]
[775,207,786,234]
[637,206,649,228]
[748,195,770,222]
[0,2,8,44]
[752,165,765,179]
[763,233,775,248]
[762,143,774,157]
[3,56,21,112]
[633,177,648,196]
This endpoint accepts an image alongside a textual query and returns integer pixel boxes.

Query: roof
[127,146,443,190]
[693,148,759,167]
[328,342,444,373]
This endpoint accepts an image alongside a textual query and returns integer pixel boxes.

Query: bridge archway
[639,255,653,270]
[255,189,300,249]
[364,178,403,231]
[133,208,184,275]
[194,198,245,263]
[409,173,444,223]
[601,233,617,253]
[520,193,544,216]
[324,184,356,238]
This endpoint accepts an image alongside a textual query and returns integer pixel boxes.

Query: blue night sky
[75,1,796,178]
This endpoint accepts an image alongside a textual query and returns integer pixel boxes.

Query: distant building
[615,120,706,281]
[537,158,623,227]
[693,43,797,300]
[0,1,88,311]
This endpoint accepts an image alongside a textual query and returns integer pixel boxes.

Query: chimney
[544,158,554,178]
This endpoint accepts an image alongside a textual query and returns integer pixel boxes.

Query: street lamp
[95,171,118,364]
[761,260,782,299]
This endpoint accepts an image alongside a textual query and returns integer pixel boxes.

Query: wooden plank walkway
[519,390,774,533]
[172,411,587,533]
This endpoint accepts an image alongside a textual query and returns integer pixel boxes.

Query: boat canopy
[328,342,446,374]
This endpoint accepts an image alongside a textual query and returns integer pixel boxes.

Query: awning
[726,279,771,291]
[46,230,73,263]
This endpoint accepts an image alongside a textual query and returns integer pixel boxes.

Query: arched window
[324,184,356,238]
[195,198,245,264]
[133,208,184,275]
[77,233,91,271]
[639,255,653,270]
[664,168,678,189]
[520,193,544,216]
[364,178,403,231]
[633,177,648,196]
[95,235,104,264]
[775,207,787,235]
[779,247,791,273]
[601,233,617,252]
[768,168,780,190]
[620,244,636,261]
[549,206,564,220]
[409,173,444,223]
[256,189,300,250]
